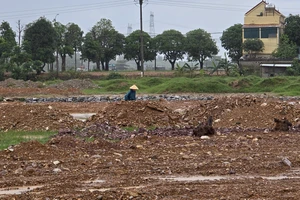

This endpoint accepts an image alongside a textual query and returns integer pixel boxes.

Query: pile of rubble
[0,102,84,131]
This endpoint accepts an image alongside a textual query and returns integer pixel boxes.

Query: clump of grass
[106,72,124,80]
[0,130,57,150]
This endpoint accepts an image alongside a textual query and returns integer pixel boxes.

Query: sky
[0,0,299,57]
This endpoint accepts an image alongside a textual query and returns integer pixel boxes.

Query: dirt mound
[86,100,186,128]
[0,78,99,97]
[87,96,300,130]
[0,78,44,88]
[48,79,99,90]
[0,102,84,131]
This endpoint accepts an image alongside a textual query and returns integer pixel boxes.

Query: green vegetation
[83,75,300,96]
[0,131,57,150]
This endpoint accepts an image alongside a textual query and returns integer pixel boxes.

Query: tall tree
[16,20,24,47]
[243,39,264,58]
[124,30,156,70]
[185,29,218,69]
[65,23,83,70]
[23,17,56,74]
[272,34,298,59]
[284,14,300,48]
[53,21,74,72]
[81,32,97,71]
[220,24,243,63]
[101,29,125,71]
[154,29,185,70]
[0,21,17,62]
[89,19,125,71]
[90,18,114,70]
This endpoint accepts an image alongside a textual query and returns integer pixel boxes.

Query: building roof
[260,64,292,68]
[243,24,282,28]
[245,0,283,16]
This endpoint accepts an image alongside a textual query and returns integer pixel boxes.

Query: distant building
[242,0,285,58]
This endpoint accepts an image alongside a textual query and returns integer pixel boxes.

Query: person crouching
[124,84,139,101]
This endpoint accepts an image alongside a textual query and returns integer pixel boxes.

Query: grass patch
[0,130,57,150]
[273,83,300,96]
[80,75,300,96]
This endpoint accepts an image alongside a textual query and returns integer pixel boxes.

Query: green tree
[286,58,300,76]
[10,46,31,66]
[0,21,17,63]
[272,34,298,59]
[23,17,56,74]
[81,32,97,71]
[220,24,243,64]
[65,23,83,70]
[90,18,115,70]
[154,29,185,70]
[185,29,218,69]
[124,30,156,71]
[53,21,70,72]
[101,29,125,71]
[284,14,300,47]
[243,39,264,58]
[211,53,239,76]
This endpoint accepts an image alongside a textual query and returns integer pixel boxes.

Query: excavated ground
[0,79,300,199]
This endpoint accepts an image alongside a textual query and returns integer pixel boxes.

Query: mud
[0,82,300,199]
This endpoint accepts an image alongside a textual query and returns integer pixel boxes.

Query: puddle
[88,186,145,192]
[156,174,300,182]
[84,179,105,185]
[80,179,144,192]
[70,113,96,122]
[159,175,231,181]
[0,185,42,195]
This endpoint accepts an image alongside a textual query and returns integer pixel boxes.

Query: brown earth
[0,79,300,199]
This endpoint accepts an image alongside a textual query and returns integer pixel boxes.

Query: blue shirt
[124,89,136,101]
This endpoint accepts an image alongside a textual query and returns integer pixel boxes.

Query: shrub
[106,72,124,80]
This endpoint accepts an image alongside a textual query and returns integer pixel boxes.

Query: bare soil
[0,79,300,199]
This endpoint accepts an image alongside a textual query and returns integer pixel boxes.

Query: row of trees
[1,14,300,80]
[0,17,219,79]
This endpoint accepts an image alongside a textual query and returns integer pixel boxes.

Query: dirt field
[1,79,300,199]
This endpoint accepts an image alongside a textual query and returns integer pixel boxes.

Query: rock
[53,168,62,173]
[128,191,139,197]
[96,195,103,200]
[200,136,210,140]
[14,168,23,174]
[282,157,292,167]
[53,161,60,165]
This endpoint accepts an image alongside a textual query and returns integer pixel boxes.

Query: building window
[261,27,277,38]
[244,28,259,38]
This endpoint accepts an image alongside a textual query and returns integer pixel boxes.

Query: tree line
[0,14,300,80]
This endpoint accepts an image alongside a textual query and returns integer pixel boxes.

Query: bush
[106,72,124,80]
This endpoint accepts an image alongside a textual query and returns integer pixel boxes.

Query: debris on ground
[0,82,300,199]
[273,117,293,131]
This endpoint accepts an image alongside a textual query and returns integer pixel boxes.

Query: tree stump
[193,116,216,137]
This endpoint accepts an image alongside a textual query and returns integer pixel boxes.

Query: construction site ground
[0,79,300,199]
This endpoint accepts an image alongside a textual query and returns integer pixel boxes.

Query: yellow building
[243,1,285,58]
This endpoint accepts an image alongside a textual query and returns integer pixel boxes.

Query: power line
[0,1,133,20]
[149,0,299,12]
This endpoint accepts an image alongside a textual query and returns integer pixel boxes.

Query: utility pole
[135,0,145,77]
[53,14,59,77]
[16,20,24,47]
[139,0,145,77]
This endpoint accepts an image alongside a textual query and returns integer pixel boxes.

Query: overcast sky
[0,0,299,57]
